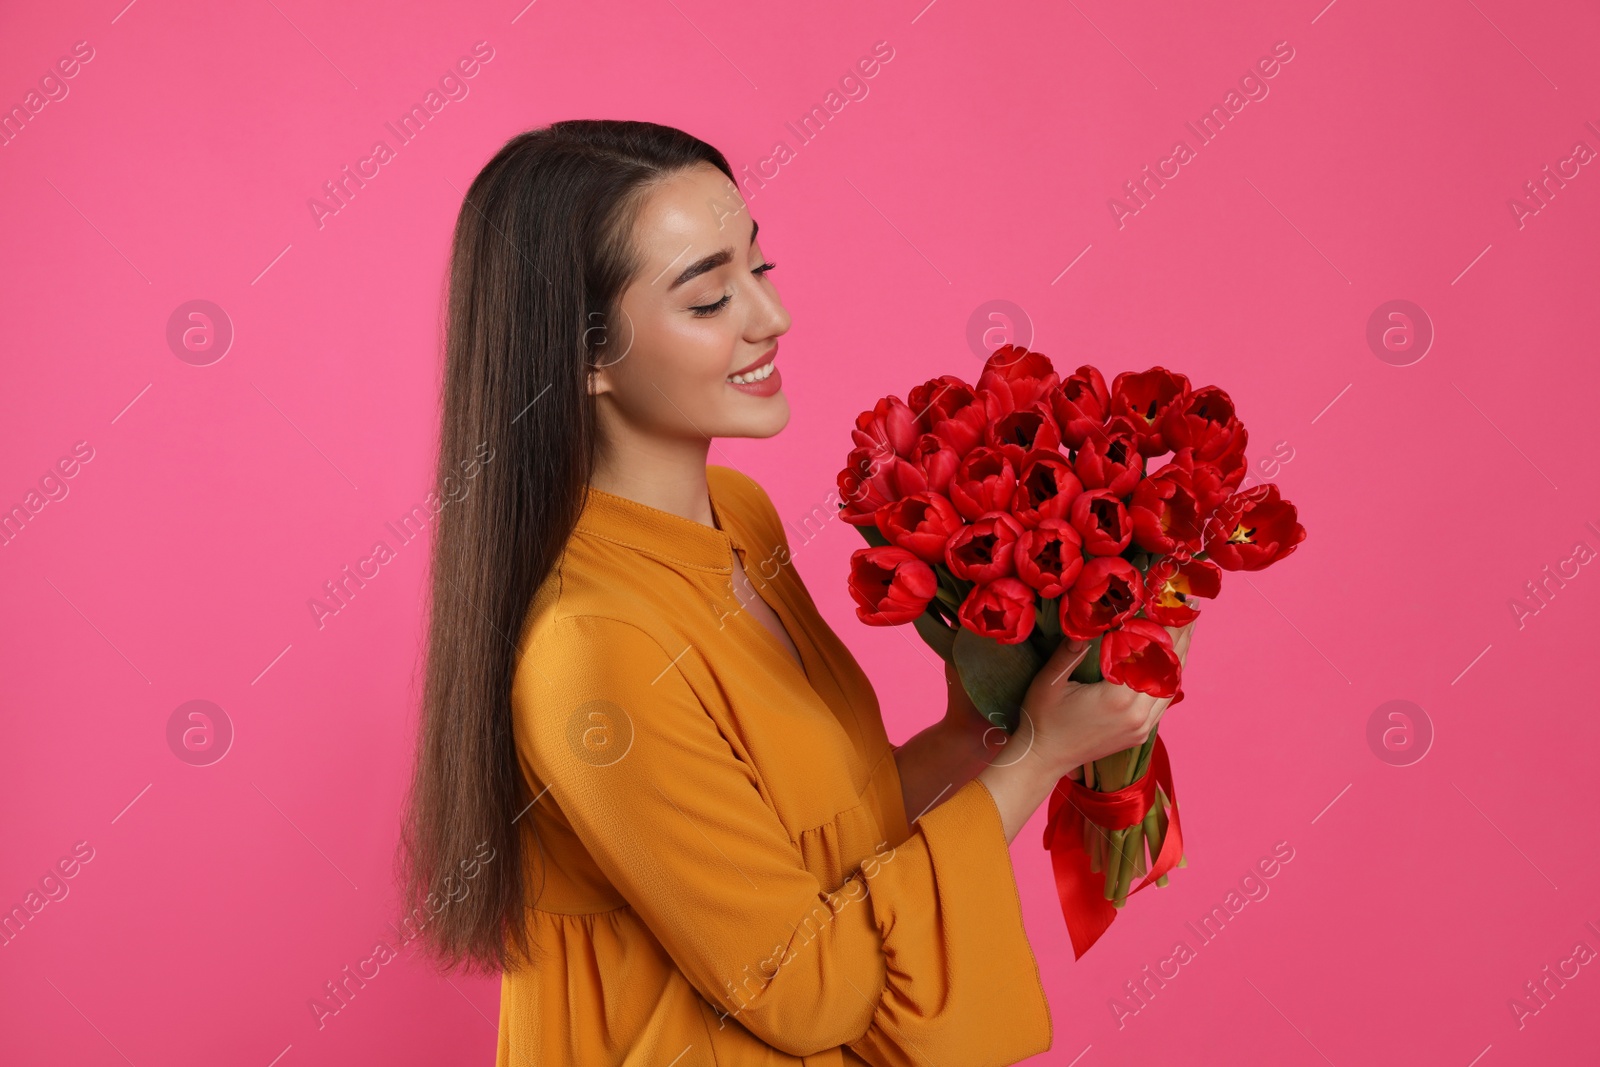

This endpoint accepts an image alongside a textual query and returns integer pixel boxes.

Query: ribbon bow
[1041,734,1184,959]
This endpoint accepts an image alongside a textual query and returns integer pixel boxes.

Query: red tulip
[1069,488,1134,556]
[985,401,1062,467]
[1157,449,1234,517]
[948,447,1018,521]
[1014,519,1085,598]
[945,511,1025,583]
[1110,367,1191,457]
[978,345,1061,415]
[1100,618,1181,698]
[958,577,1037,645]
[1130,466,1204,555]
[1143,556,1221,626]
[1060,557,1145,640]
[836,445,928,526]
[851,396,922,460]
[837,447,891,525]
[1159,386,1246,466]
[909,375,987,456]
[1212,430,1250,493]
[910,433,960,497]
[1073,425,1145,497]
[1049,365,1112,449]
[1202,483,1306,571]
[847,546,938,625]
[1013,449,1084,527]
[876,491,964,564]
[908,374,975,428]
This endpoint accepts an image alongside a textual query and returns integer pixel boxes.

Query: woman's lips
[727,362,782,397]
[728,344,777,376]
[726,345,782,397]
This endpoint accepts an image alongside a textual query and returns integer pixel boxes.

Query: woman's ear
[584,306,635,388]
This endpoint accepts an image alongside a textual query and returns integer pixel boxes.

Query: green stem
[1113,820,1150,907]
[1115,819,1146,905]
[1103,828,1125,902]
[1152,789,1171,887]
[1139,806,1162,880]
[1112,728,1166,904]
[1072,634,1105,684]
[1027,627,1062,664]
[1130,727,1158,783]
[1092,743,1138,901]
[1036,596,1062,637]
[1112,746,1146,904]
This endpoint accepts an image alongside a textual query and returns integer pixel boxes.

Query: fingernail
[1067,638,1088,654]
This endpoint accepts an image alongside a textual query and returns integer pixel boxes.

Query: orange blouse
[497,465,1053,1066]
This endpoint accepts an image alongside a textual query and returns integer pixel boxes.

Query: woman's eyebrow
[666,217,760,291]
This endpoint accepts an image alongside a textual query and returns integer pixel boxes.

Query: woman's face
[590,162,792,442]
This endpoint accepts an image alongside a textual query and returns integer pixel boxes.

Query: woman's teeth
[728,362,775,384]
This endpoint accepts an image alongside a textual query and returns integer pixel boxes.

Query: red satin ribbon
[1041,734,1184,959]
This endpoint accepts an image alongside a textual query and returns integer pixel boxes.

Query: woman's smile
[727,342,783,396]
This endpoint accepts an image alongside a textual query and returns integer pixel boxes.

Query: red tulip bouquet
[838,345,1306,956]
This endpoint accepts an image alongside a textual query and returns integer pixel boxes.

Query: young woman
[400,119,1193,1066]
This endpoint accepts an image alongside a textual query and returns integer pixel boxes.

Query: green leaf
[1035,596,1062,637]
[856,523,890,548]
[912,609,957,662]
[1027,626,1063,664]
[952,628,1044,733]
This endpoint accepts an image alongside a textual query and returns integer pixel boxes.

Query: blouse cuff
[848,776,1053,1066]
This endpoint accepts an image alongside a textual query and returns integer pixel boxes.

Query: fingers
[1146,696,1168,732]
[1057,636,1090,663]
[1147,622,1195,728]
[1129,680,1175,741]
[1146,625,1192,729]
[1171,618,1196,666]
[1104,684,1155,748]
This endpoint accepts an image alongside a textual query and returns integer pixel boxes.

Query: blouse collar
[572,478,738,573]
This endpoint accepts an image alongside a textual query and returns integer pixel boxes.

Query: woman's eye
[690,294,731,317]
[689,263,777,317]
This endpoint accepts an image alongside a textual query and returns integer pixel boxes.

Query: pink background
[3,1,1598,1064]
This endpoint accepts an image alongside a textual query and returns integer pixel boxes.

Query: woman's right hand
[976,621,1195,843]
[1019,620,1196,780]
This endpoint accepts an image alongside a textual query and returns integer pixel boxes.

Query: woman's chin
[721,396,791,439]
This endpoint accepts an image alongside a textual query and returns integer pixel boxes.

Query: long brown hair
[398,120,737,974]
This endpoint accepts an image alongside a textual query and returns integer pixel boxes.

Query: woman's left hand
[942,658,986,729]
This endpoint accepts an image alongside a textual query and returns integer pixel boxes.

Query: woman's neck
[588,432,717,528]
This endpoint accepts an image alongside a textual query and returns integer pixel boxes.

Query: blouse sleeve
[516,613,1052,1065]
